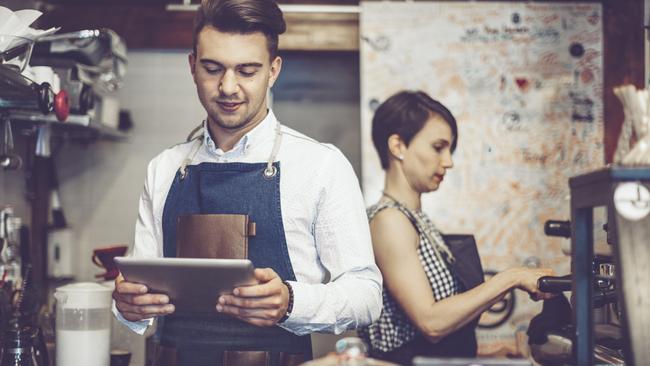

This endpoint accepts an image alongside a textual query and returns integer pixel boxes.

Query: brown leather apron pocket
[176,214,256,259]
[278,352,305,366]
[221,351,305,366]
[167,214,307,366]
[223,350,270,366]
[151,344,178,366]
[152,347,306,366]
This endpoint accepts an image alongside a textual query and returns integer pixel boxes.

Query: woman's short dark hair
[372,90,458,170]
[193,0,286,60]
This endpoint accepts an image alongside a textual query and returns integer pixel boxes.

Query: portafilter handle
[544,220,572,238]
[538,275,572,293]
[594,289,617,308]
[538,274,615,294]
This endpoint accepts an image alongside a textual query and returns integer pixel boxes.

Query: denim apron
[159,123,312,366]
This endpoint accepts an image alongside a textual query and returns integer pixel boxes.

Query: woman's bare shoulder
[370,207,419,251]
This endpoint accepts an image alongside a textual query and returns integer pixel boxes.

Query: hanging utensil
[0,114,21,170]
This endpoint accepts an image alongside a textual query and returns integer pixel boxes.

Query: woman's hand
[505,267,556,301]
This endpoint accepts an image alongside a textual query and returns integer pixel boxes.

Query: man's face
[189,26,281,132]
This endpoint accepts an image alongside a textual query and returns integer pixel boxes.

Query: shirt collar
[203,110,278,158]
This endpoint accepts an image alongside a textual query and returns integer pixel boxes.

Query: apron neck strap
[179,138,202,179]
[179,121,284,180]
[263,122,282,179]
[186,121,204,142]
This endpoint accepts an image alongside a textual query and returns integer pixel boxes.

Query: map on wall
[360,2,603,355]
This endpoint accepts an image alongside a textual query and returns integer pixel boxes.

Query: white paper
[0,6,59,51]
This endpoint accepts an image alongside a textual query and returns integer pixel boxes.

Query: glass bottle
[0,321,41,366]
[335,337,368,366]
[0,210,22,292]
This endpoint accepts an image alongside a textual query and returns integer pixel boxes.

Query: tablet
[114,257,256,314]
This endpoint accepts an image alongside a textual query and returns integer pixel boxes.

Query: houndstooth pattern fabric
[358,201,460,353]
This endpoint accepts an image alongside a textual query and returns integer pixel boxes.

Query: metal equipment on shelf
[569,167,650,366]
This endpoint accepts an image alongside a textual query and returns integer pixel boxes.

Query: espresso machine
[27,28,127,128]
[529,167,650,365]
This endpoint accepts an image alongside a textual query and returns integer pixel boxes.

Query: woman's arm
[370,208,552,343]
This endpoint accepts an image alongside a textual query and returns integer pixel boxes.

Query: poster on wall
[360,1,603,356]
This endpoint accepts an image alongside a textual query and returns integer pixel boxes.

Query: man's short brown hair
[193,0,286,60]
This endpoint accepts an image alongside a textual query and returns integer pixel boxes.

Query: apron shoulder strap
[186,121,204,142]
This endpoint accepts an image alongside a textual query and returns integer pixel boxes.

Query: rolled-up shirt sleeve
[279,149,383,335]
[112,301,152,335]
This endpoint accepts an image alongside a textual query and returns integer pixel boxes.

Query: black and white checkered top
[358,200,460,353]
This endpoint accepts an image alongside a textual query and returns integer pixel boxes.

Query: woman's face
[399,114,454,193]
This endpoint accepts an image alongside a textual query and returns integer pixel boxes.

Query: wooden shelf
[8,110,127,140]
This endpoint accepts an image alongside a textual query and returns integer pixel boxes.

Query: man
[112,0,382,365]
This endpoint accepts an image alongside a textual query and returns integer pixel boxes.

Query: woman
[359,90,553,364]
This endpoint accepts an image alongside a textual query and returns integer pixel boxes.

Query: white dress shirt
[116,110,382,336]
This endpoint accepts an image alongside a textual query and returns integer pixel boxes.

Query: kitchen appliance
[30,29,127,93]
[0,61,68,176]
[0,263,48,366]
[54,282,112,366]
[529,167,650,365]
[529,262,623,365]
[0,34,53,115]
[0,65,53,115]
[0,318,49,366]
[29,29,126,126]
